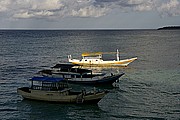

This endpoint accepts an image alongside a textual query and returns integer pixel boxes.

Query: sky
[0,0,180,29]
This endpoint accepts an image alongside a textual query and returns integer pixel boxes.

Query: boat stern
[83,90,109,104]
[68,55,80,63]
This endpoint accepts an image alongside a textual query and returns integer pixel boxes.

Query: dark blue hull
[64,73,125,85]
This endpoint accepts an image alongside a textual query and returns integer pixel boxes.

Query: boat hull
[65,73,125,85]
[69,57,137,67]
[40,73,124,86]
[17,87,107,104]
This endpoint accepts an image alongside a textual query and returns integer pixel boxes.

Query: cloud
[157,0,180,17]
[0,0,11,12]
[13,10,54,19]
[70,6,109,17]
[0,0,180,20]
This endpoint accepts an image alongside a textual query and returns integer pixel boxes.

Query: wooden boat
[68,49,137,67]
[38,63,125,85]
[17,76,108,104]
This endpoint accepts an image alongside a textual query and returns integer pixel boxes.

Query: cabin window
[64,75,71,78]
[96,60,98,61]
[85,60,87,61]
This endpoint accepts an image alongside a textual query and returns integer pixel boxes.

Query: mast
[116,49,120,61]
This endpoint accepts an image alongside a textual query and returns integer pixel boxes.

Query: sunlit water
[0,30,179,120]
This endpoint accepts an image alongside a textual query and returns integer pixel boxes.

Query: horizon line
[0,28,156,30]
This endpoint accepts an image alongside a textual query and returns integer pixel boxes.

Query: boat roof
[82,52,117,57]
[29,76,64,82]
[82,52,102,57]
[51,63,92,74]
[52,63,80,69]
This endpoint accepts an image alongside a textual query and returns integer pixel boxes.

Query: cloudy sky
[0,0,180,29]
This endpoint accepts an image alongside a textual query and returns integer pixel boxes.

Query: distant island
[157,26,180,30]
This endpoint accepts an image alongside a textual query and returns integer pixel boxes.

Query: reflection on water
[16,100,104,120]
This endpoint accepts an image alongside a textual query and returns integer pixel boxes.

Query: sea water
[0,30,180,120]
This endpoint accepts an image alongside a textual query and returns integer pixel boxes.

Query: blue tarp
[29,76,64,82]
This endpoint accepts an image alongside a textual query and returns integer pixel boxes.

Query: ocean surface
[0,30,179,120]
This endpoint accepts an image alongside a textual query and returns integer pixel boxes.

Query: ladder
[76,93,84,103]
